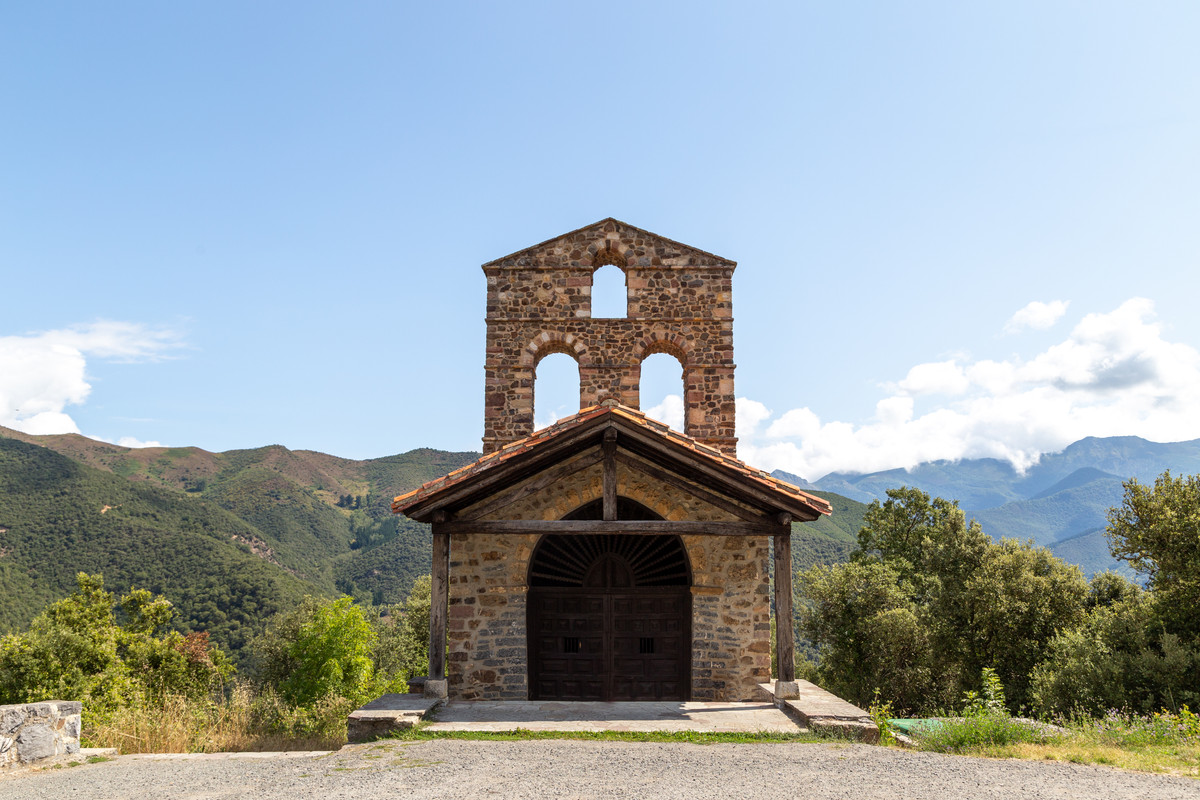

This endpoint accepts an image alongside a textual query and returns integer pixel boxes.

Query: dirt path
[2,740,1196,800]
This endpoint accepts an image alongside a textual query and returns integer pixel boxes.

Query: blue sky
[3,2,1198,481]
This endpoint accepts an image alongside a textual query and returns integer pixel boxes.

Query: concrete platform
[347,693,444,742]
[426,700,803,733]
[759,681,879,743]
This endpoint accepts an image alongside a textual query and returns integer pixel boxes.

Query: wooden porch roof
[393,403,831,524]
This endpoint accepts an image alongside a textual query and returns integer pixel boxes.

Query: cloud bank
[736,298,1200,481]
[0,321,181,443]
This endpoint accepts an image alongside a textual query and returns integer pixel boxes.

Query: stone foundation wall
[1,701,81,768]
[685,535,772,700]
[447,532,537,700]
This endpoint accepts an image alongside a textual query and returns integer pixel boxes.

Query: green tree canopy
[1106,470,1200,638]
[0,573,232,714]
[799,487,1087,713]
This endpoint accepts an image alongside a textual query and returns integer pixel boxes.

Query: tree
[797,559,948,714]
[799,487,1088,713]
[0,573,232,714]
[1106,470,1200,638]
[369,575,432,686]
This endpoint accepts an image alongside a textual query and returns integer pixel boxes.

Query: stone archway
[526,499,692,701]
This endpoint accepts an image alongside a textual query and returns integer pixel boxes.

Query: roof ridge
[481,218,735,267]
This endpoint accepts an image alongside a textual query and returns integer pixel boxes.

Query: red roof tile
[393,404,831,519]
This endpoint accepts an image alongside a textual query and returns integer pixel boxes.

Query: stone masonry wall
[447,449,769,701]
[482,219,737,456]
[0,701,81,768]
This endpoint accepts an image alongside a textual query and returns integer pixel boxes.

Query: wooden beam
[456,449,604,521]
[602,429,617,522]
[429,530,449,680]
[613,451,770,524]
[774,532,795,683]
[438,519,781,536]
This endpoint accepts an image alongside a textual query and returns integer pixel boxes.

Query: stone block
[424,679,448,699]
[0,709,21,736]
[775,681,800,699]
[16,724,55,763]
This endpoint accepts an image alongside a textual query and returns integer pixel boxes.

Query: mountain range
[775,435,1200,578]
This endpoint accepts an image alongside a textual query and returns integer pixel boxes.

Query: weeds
[868,688,897,746]
[82,682,349,754]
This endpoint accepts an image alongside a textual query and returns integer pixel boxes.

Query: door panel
[529,588,690,701]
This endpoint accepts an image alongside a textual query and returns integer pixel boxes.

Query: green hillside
[0,437,318,660]
[790,490,869,573]
[968,476,1126,547]
[0,428,480,664]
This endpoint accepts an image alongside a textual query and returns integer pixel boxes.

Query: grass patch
[383,726,839,744]
[907,707,1200,779]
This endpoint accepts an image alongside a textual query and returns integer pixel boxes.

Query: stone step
[757,681,879,743]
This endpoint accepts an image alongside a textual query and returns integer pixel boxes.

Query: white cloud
[739,298,1200,481]
[0,321,182,439]
[897,360,969,396]
[735,397,772,436]
[1004,300,1070,333]
[115,436,164,448]
[644,394,685,431]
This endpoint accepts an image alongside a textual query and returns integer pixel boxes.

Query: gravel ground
[2,740,1196,800]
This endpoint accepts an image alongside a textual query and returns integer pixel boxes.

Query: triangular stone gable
[482,218,736,269]
[452,443,768,525]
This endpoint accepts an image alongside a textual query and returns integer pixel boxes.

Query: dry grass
[83,684,348,754]
[965,740,1200,778]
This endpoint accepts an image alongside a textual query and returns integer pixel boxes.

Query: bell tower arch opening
[638,350,686,432]
[533,350,581,430]
[590,249,628,319]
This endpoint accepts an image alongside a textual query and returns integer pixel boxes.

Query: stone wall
[447,532,536,701]
[1,701,81,768]
[446,449,769,702]
[482,219,737,455]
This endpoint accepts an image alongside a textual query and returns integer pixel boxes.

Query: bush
[251,594,408,709]
[913,668,1061,753]
[1029,582,1200,717]
[0,573,231,715]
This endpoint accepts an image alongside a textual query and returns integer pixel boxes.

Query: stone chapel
[393,218,830,702]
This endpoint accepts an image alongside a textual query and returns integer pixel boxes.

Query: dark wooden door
[527,532,692,702]
[529,587,690,701]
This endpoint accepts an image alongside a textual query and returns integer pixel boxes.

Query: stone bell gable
[482,218,737,457]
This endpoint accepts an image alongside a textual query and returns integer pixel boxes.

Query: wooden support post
[429,528,449,680]
[774,531,796,683]
[602,428,618,522]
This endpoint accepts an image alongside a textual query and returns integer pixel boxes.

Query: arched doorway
[527,499,692,701]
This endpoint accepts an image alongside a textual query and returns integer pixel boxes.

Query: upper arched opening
[590,249,628,319]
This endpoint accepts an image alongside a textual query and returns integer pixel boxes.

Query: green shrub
[0,573,231,715]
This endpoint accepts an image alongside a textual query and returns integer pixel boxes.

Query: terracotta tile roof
[393,404,831,519]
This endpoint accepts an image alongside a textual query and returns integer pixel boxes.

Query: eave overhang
[393,405,830,525]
